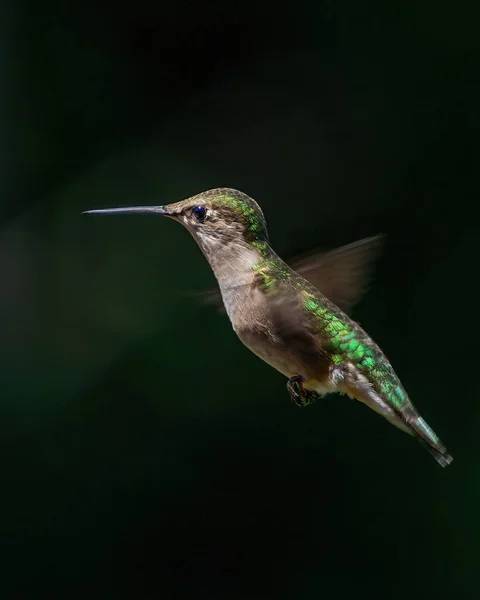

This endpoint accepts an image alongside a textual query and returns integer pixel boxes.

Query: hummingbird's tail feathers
[341,367,453,467]
[415,438,453,468]
[403,412,453,468]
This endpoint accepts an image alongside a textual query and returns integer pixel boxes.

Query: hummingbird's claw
[287,376,320,407]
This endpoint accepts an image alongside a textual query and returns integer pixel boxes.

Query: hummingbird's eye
[191,206,207,222]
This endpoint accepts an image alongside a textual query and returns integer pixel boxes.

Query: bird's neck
[200,238,280,292]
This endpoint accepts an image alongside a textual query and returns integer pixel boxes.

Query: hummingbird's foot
[287,376,319,407]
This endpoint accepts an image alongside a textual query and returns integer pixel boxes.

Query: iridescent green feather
[301,291,412,410]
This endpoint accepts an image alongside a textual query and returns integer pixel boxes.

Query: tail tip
[437,451,454,468]
[417,437,454,467]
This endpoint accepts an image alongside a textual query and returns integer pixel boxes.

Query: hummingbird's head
[84,188,270,261]
[165,188,269,249]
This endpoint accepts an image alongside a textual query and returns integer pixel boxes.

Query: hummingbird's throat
[197,236,267,289]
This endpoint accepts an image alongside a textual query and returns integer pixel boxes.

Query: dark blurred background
[2,0,479,597]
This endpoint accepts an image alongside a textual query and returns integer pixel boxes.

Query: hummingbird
[84,188,453,467]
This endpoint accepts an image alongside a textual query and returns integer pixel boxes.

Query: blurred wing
[290,235,383,313]
[195,235,383,315]
[264,284,332,378]
[188,288,226,312]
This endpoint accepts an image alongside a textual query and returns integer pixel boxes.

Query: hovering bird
[84,188,453,467]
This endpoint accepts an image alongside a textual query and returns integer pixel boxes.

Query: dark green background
[2,0,478,597]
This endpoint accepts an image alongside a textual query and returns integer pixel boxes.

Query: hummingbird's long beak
[82,205,174,216]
